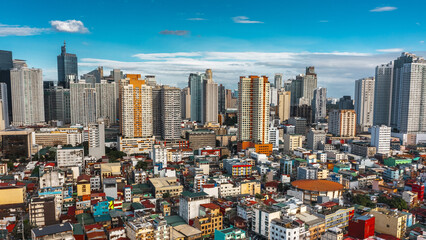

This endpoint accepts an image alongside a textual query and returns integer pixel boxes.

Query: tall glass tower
[57,41,78,89]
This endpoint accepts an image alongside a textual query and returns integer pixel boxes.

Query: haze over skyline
[1,0,425,97]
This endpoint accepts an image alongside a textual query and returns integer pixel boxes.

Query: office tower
[269,126,279,150]
[203,69,218,123]
[152,86,162,137]
[111,69,123,120]
[44,86,71,124]
[95,80,117,125]
[307,128,326,150]
[329,109,356,137]
[10,60,45,126]
[181,87,191,119]
[161,86,181,140]
[218,84,226,114]
[283,134,303,153]
[288,117,307,135]
[82,66,103,87]
[88,121,105,159]
[145,75,156,86]
[153,85,181,140]
[354,77,375,132]
[291,105,313,124]
[189,69,218,124]
[238,75,270,143]
[189,72,205,122]
[70,81,96,125]
[290,66,317,106]
[0,50,13,121]
[338,96,354,109]
[274,73,283,90]
[225,89,237,109]
[57,42,78,88]
[270,87,278,106]
[0,83,9,129]
[373,62,393,126]
[370,125,391,155]
[277,91,291,122]
[312,87,327,122]
[120,74,152,138]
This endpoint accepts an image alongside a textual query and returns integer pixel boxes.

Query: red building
[405,180,425,201]
[348,215,375,239]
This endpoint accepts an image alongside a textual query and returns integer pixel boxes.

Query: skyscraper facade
[218,84,226,114]
[44,86,71,124]
[238,75,270,144]
[354,77,375,132]
[152,85,162,138]
[0,50,13,120]
[274,73,283,90]
[373,62,393,126]
[0,83,9,129]
[120,74,152,138]
[70,81,96,125]
[290,67,317,106]
[374,52,426,133]
[10,61,45,126]
[88,121,105,159]
[95,80,117,125]
[277,91,291,123]
[161,86,182,140]
[57,42,78,89]
[370,125,391,155]
[312,87,327,122]
[329,109,356,137]
[189,72,204,122]
[203,69,218,123]
[181,87,191,119]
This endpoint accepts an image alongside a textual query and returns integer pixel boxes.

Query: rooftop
[291,179,344,192]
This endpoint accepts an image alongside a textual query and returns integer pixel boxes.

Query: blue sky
[0,0,425,97]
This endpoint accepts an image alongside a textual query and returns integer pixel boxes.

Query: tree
[255,193,264,199]
[377,195,408,210]
[163,192,171,199]
[351,194,376,208]
[136,161,148,170]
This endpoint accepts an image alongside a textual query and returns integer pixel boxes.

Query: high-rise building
[44,86,71,124]
[57,42,78,89]
[238,75,270,144]
[312,87,327,122]
[95,80,117,125]
[290,67,317,106]
[88,121,105,159]
[203,69,218,123]
[10,60,45,126]
[160,86,182,140]
[120,74,152,138]
[274,73,283,90]
[189,72,205,122]
[152,86,162,138]
[373,62,393,126]
[354,77,375,132]
[338,96,354,110]
[329,109,356,137]
[70,81,96,125]
[270,87,278,106]
[145,75,156,86]
[370,125,391,155]
[0,83,9,129]
[218,84,226,114]
[307,128,326,150]
[277,91,291,123]
[189,69,218,124]
[181,87,191,119]
[0,50,13,121]
[225,89,237,109]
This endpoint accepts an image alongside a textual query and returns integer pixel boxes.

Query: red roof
[202,184,215,188]
[45,163,55,167]
[84,224,103,231]
[265,181,278,188]
[200,203,220,210]
[320,201,339,208]
[6,223,15,233]
[264,199,277,206]
[77,174,91,183]
[141,200,155,209]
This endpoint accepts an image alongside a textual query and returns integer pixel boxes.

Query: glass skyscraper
[57,42,78,89]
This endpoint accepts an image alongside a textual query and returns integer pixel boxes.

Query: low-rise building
[193,203,223,237]
[370,208,407,239]
[56,146,84,168]
[252,206,281,239]
[149,177,184,199]
[179,191,211,223]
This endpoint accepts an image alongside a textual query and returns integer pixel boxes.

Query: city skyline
[0,0,425,97]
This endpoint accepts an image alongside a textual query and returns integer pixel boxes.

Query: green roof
[181,191,208,198]
[131,202,143,210]
[73,223,84,235]
[76,213,95,225]
[94,214,112,222]
[165,215,186,227]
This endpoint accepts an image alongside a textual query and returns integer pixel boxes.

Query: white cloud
[0,23,47,36]
[232,16,263,24]
[50,20,89,33]
[376,48,404,53]
[421,41,425,44]
[370,6,397,12]
[78,51,406,97]
[159,30,190,36]
[187,18,206,21]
